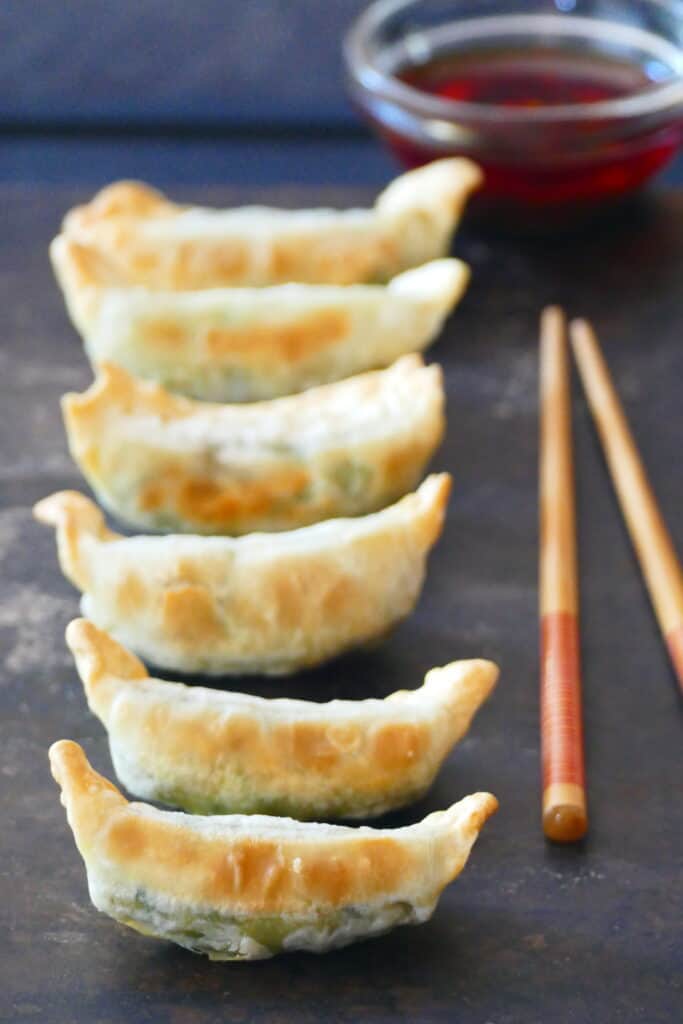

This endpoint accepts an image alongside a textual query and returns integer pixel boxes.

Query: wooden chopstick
[539,307,588,843]
[570,318,683,696]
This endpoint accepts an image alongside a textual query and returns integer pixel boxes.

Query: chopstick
[539,307,588,843]
[570,319,683,696]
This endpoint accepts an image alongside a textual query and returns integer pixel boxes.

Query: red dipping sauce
[345,3,683,227]
[388,46,680,217]
[400,46,648,108]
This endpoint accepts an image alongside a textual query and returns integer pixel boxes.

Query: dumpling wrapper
[67,618,498,820]
[33,474,451,675]
[49,740,498,960]
[59,159,481,289]
[61,355,444,535]
[50,237,469,400]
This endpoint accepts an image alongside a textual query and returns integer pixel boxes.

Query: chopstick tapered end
[568,317,596,355]
[541,305,566,327]
[540,306,567,350]
[665,624,683,696]
[543,784,588,842]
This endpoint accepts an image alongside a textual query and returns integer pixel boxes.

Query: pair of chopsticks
[539,308,683,843]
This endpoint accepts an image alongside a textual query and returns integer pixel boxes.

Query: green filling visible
[264,441,296,457]
[115,889,416,959]
[144,511,185,533]
[151,781,428,821]
[329,460,373,499]
[241,915,310,952]
[152,785,309,819]
[117,893,328,955]
[130,888,156,914]
[290,482,314,505]
[158,366,255,403]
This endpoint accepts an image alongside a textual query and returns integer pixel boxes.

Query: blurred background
[0,0,402,187]
[6,0,680,192]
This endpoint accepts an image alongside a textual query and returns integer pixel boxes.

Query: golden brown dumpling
[34,475,451,675]
[61,356,444,534]
[59,159,481,289]
[51,235,469,401]
[67,617,498,819]
[50,740,497,960]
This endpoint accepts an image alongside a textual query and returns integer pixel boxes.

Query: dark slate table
[1,185,681,1024]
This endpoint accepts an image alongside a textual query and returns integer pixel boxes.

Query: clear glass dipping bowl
[344,0,683,225]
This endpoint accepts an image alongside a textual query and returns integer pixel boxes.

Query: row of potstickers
[38,160,501,960]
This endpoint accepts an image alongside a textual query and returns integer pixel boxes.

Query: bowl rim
[344,0,683,124]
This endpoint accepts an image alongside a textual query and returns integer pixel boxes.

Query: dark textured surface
[1,184,682,1023]
[4,0,683,191]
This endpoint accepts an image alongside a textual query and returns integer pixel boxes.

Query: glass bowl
[344,0,683,225]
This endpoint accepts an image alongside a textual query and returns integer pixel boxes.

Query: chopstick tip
[568,317,595,351]
[541,305,566,329]
[543,788,588,843]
